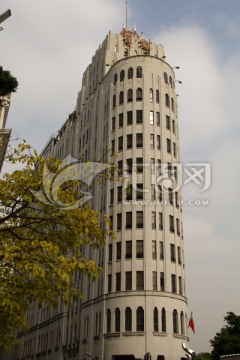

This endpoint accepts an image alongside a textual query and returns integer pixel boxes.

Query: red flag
[188,312,195,333]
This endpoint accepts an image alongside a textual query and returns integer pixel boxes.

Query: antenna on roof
[125,1,128,29]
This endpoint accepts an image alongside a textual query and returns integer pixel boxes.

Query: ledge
[122,331,144,336]
[104,332,120,338]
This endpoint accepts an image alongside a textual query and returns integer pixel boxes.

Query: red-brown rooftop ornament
[138,38,150,53]
[121,28,137,47]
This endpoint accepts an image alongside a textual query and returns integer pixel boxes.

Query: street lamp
[0,9,11,31]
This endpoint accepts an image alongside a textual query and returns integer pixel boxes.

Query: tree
[210,312,240,359]
[197,352,212,360]
[0,66,18,96]
[0,142,111,349]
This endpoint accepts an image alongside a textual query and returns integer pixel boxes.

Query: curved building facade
[12,28,189,360]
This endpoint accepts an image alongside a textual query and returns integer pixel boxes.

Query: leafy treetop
[210,312,240,359]
[0,66,18,96]
[0,141,111,350]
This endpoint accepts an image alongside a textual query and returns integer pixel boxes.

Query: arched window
[150,88,153,102]
[154,307,159,332]
[125,307,132,331]
[180,311,184,335]
[173,309,178,334]
[115,308,120,332]
[120,70,125,82]
[134,50,138,56]
[156,90,159,103]
[171,98,175,112]
[136,307,144,331]
[161,308,166,332]
[128,67,133,79]
[114,73,118,85]
[165,93,170,107]
[136,66,142,78]
[127,89,133,102]
[107,309,111,333]
[136,88,143,101]
[169,76,173,87]
[119,91,124,105]
[124,48,129,57]
[113,94,116,108]
[164,72,168,84]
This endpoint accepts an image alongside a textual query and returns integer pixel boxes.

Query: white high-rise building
[14,27,189,360]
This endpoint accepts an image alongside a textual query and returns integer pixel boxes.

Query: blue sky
[1,0,240,354]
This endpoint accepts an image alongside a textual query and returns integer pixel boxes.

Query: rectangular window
[126,158,132,174]
[136,211,144,228]
[179,276,183,295]
[176,218,180,235]
[109,216,113,230]
[172,119,175,134]
[151,211,156,229]
[125,272,132,290]
[150,134,154,149]
[110,189,114,205]
[136,240,144,258]
[171,274,177,293]
[136,271,144,290]
[136,133,143,147]
[173,142,176,157]
[175,192,179,208]
[151,158,155,174]
[117,213,122,231]
[152,271,157,290]
[126,184,132,201]
[108,274,112,293]
[169,215,175,233]
[116,242,121,260]
[158,185,163,202]
[126,212,132,229]
[174,165,178,182]
[159,241,164,260]
[159,212,163,230]
[136,157,143,173]
[160,272,165,291]
[177,246,181,265]
[125,241,132,259]
[167,138,171,153]
[168,188,173,205]
[117,186,122,202]
[157,135,160,150]
[170,244,176,262]
[151,184,156,201]
[119,113,123,127]
[156,112,160,126]
[112,116,115,131]
[118,160,123,175]
[111,140,115,153]
[136,110,143,124]
[118,136,123,151]
[127,111,133,125]
[116,272,121,291]
[150,111,154,125]
[136,183,143,200]
[108,244,112,262]
[166,115,171,130]
[152,240,157,259]
[127,134,132,149]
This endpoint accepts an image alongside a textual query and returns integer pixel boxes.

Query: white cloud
[153,24,240,352]
[1,0,124,148]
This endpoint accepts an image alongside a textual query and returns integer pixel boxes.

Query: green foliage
[210,312,240,359]
[0,66,18,96]
[197,352,213,360]
[0,142,111,349]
